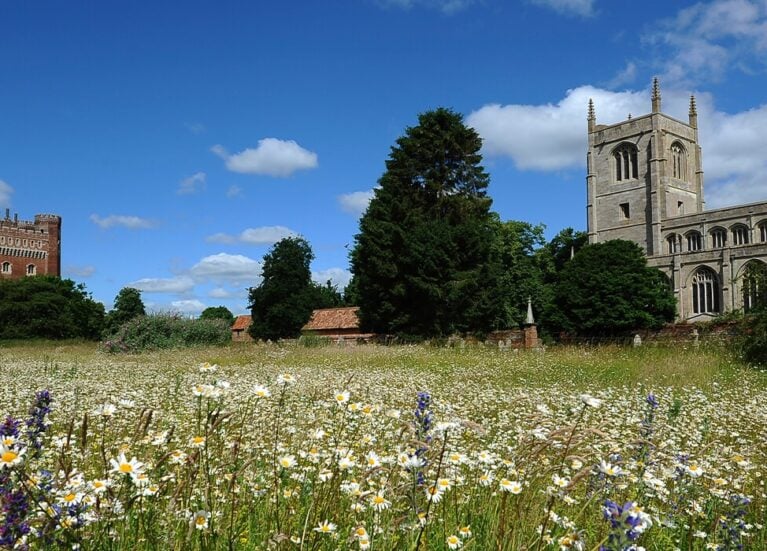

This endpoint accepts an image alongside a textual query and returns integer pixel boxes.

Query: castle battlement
[0,209,61,278]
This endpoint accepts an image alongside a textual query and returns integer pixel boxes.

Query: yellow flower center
[193,436,205,444]
[64,493,76,502]
[1,451,17,463]
[196,516,206,526]
[119,463,133,473]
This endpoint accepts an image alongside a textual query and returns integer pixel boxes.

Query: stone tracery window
[666,234,679,254]
[731,224,750,246]
[686,231,702,251]
[710,228,727,248]
[614,143,638,182]
[691,267,720,315]
[671,142,686,181]
[742,261,767,312]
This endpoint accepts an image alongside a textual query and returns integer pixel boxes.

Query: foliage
[102,313,230,353]
[199,306,235,326]
[484,217,548,330]
[351,107,497,337]
[105,287,146,335]
[0,344,764,549]
[309,279,344,309]
[555,240,676,336]
[736,309,767,366]
[0,276,104,339]
[248,237,325,340]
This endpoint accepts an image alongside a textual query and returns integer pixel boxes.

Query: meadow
[0,341,765,550]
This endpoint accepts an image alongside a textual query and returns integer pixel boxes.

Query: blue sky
[3,0,767,315]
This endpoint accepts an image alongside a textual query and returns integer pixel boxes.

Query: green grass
[0,342,764,550]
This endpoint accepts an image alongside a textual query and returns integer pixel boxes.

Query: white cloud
[467,85,647,171]
[189,253,262,285]
[209,287,232,299]
[529,0,594,17]
[338,190,375,216]
[205,226,298,245]
[226,185,243,198]
[0,180,13,208]
[127,276,195,294]
[212,138,318,177]
[644,0,767,86]
[177,172,206,195]
[606,61,638,89]
[468,84,767,208]
[64,265,96,278]
[90,214,156,230]
[170,299,207,314]
[313,268,353,289]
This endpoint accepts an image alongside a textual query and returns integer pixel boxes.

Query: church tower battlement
[586,79,705,256]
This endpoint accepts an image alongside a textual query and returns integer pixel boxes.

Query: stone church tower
[586,79,767,321]
[587,78,704,255]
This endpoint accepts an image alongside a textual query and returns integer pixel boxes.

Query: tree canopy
[554,240,676,336]
[105,287,145,334]
[0,276,105,340]
[350,107,497,337]
[248,237,335,340]
[200,306,235,326]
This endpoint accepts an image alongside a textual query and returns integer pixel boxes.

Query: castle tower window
[666,234,678,254]
[686,231,702,251]
[759,222,767,242]
[1,262,10,274]
[677,201,684,215]
[742,261,767,312]
[691,267,720,314]
[671,142,686,181]
[732,224,750,246]
[613,144,638,182]
[711,228,727,248]
[26,264,36,276]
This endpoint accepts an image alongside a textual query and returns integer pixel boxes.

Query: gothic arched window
[710,227,727,248]
[26,264,35,276]
[742,261,767,312]
[613,144,638,182]
[671,142,686,181]
[731,224,750,246]
[691,267,720,315]
[1,262,10,274]
[758,221,767,242]
[666,234,679,254]
[686,231,702,252]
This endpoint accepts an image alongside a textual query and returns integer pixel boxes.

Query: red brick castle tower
[0,210,61,278]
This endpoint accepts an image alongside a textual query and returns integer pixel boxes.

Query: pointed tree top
[689,95,697,116]
[587,98,595,120]
[525,297,535,325]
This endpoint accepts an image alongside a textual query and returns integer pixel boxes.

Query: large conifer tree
[350,108,496,337]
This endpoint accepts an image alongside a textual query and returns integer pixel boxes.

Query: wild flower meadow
[0,342,764,550]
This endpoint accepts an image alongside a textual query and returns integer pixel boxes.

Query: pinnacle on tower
[688,94,698,128]
[525,297,535,325]
[587,98,595,132]
[651,77,661,113]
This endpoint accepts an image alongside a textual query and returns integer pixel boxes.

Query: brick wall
[0,211,61,279]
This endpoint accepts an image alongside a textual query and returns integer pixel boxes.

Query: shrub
[102,313,230,353]
[736,310,767,366]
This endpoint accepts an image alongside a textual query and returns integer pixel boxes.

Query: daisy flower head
[366,451,381,468]
[189,435,206,448]
[459,525,472,538]
[334,390,350,405]
[355,526,369,539]
[359,537,371,550]
[276,373,297,386]
[599,460,622,477]
[192,510,210,530]
[94,403,117,417]
[499,478,523,494]
[425,485,443,503]
[253,384,271,399]
[199,362,218,373]
[0,443,23,469]
[446,534,463,549]
[90,479,109,493]
[370,490,391,511]
[685,463,704,477]
[579,394,601,408]
[110,453,144,477]
[278,455,297,470]
[0,435,15,448]
[552,474,570,489]
[313,520,337,534]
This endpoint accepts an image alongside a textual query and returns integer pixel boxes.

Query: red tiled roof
[302,307,360,331]
[232,315,252,331]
